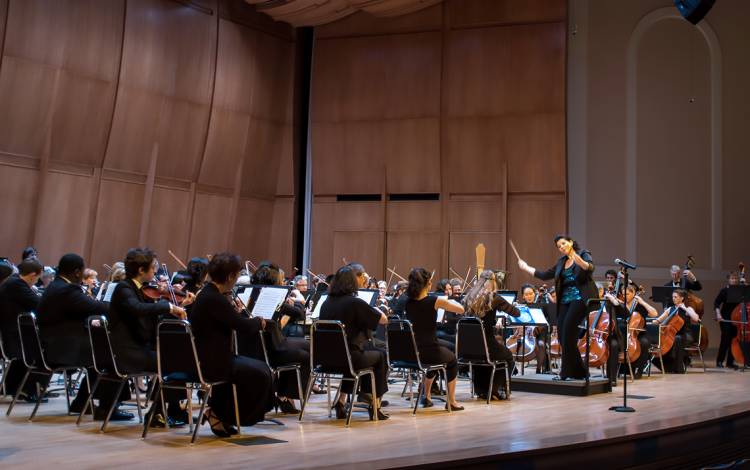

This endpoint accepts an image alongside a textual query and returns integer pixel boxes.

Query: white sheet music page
[252,287,288,319]
[103,282,118,303]
[311,294,328,319]
[436,295,447,323]
[356,290,376,305]
[237,288,253,308]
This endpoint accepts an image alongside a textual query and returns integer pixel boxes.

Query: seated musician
[190,253,274,436]
[604,284,658,379]
[291,275,309,303]
[652,288,700,373]
[666,265,702,291]
[36,254,127,419]
[107,248,190,426]
[0,258,42,399]
[449,278,463,299]
[320,263,389,420]
[463,270,519,400]
[82,268,99,298]
[405,268,464,410]
[390,280,409,317]
[243,262,311,414]
[518,284,549,374]
[714,271,741,368]
[435,278,457,346]
[183,257,209,294]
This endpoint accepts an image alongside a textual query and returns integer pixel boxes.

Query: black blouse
[405,295,439,348]
[320,294,381,353]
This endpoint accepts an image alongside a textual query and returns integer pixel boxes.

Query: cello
[625,285,646,364]
[658,305,685,356]
[729,262,750,365]
[578,275,619,367]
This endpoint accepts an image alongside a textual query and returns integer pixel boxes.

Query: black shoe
[380,400,389,408]
[277,397,300,414]
[421,397,434,408]
[368,405,389,421]
[94,407,134,422]
[477,393,488,400]
[333,401,347,420]
[716,362,724,368]
[168,409,189,427]
[446,404,464,411]
[203,411,231,438]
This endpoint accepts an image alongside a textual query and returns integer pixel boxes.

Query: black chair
[386,319,450,415]
[6,312,89,419]
[455,317,510,404]
[683,322,707,373]
[0,325,15,396]
[76,315,155,431]
[258,330,304,417]
[142,319,240,444]
[298,320,379,427]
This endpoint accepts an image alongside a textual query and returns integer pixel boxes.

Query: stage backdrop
[309,0,568,284]
[0,0,296,272]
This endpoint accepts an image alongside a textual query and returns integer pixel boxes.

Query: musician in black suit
[107,248,189,425]
[190,252,274,436]
[518,234,597,381]
[0,258,42,398]
[36,254,128,419]
[666,264,702,291]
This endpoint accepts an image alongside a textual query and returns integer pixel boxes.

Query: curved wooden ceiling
[246,0,444,27]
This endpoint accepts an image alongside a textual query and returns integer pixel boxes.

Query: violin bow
[386,265,396,290]
[387,267,406,282]
[167,250,188,271]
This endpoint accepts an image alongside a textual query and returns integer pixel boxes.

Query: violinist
[652,289,700,373]
[390,280,409,318]
[405,268,465,410]
[463,270,519,399]
[435,279,457,346]
[82,268,99,298]
[189,252,274,436]
[666,265,702,291]
[517,234,597,381]
[449,278,463,298]
[518,284,549,374]
[291,275,309,302]
[714,271,740,368]
[107,248,189,426]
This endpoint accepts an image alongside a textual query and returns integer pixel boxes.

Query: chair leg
[298,372,316,422]
[504,364,510,398]
[141,379,161,440]
[7,368,32,416]
[469,364,474,397]
[30,374,51,421]
[294,367,304,418]
[699,349,706,372]
[326,377,331,418]
[192,385,210,445]
[0,359,10,396]
[659,354,665,375]
[443,368,451,413]
[346,378,358,427]
[159,386,168,427]
[63,370,72,413]
[77,374,101,426]
[487,366,495,405]
[132,377,143,424]
[231,383,241,436]
[186,384,194,434]
[369,371,378,423]
[412,372,423,416]
[101,379,126,433]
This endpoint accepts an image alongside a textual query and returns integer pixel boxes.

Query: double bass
[730,262,750,365]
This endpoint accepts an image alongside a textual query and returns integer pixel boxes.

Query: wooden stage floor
[0,367,748,469]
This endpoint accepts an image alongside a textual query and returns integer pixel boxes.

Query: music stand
[502,305,548,376]
[651,286,677,309]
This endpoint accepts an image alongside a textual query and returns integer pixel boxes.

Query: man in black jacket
[107,247,188,426]
[0,258,42,398]
[36,253,130,420]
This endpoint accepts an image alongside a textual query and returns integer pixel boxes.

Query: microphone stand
[610,265,635,413]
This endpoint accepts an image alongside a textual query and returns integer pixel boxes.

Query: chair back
[17,312,50,371]
[87,315,122,377]
[310,320,356,376]
[258,330,272,367]
[456,317,491,364]
[0,324,9,361]
[156,320,203,384]
[386,320,422,368]
[685,322,702,348]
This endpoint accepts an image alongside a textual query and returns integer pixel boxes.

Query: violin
[730,262,750,365]
[141,282,187,304]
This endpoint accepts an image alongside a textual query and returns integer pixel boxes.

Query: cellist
[605,284,658,379]
[652,289,700,373]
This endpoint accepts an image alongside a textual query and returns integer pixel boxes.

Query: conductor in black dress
[190,252,274,436]
[517,234,597,380]
[404,268,465,410]
[320,263,389,420]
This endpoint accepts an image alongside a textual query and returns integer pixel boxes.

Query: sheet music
[498,305,548,326]
[500,294,516,305]
[237,288,253,308]
[357,290,376,305]
[103,282,118,303]
[436,295,447,323]
[251,287,289,319]
[311,294,328,319]
[95,283,105,301]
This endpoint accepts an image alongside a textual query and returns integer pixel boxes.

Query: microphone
[614,258,637,270]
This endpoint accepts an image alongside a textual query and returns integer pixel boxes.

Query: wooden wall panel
[386,231,442,277]
[188,192,233,258]
[449,232,504,279]
[315,4,442,38]
[448,0,567,28]
[269,197,294,272]
[90,179,144,268]
[104,0,216,180]
[0,166,38,260]
[145,186,192,264]
[448,199,503,232]
[332,231,384,279]
[231,196,274,263]
[387,201,441,231]
[34,171,94,261]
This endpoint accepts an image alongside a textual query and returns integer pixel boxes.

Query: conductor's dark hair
[18,258,43,276]
[407,268,432,299]
[207,253,242,284]
[329,263,365,297]
[553,234,580,252]
[57,253,85,278]
[124,248,156,279]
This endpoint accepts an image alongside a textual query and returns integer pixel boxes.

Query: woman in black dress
[190,253,274,436]
[517,234,597,380]
[463,270,520,400]
[405,268,465,410]
[320,263,389,420]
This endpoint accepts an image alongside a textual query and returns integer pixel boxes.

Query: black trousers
[471,336,515,396]
[418,342,458,382]
[71,369,131,410]
[658,332,692,373]
[2,361,47,397]
[435,330,456,351]
[558,301,588,379]
[268,337,310,399]
[208,355,274,426]
[340,345,389,398]
[717,321,737,366]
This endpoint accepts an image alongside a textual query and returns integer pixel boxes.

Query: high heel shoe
[368,405,389,421]
[445,403,464,411]
[202,410,231,438]
[333,401,347,420]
